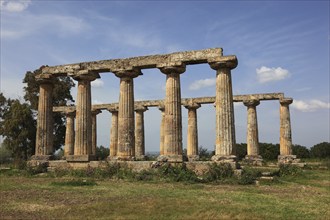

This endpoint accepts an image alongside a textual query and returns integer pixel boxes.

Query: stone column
[91,109,102,156]
[243,99,263,165]
[209,59,238,163]
[158,64,186,162]
[64,110,75,157]
[114,69,142,160]
[108,107,118,160]
[34,74,54,159]
[184,102,201,161]
[158,104,165,156]
[278,98,298,163]
[135,105,148,160]
[69,73,99,162]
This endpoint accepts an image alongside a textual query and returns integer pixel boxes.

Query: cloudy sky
[1,0,329,152]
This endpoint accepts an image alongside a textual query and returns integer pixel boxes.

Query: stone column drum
[108,107,118,160]
[243,99,263,165]
[184,102,201,161]
[64,110,75,157]
[135,105,148,160]
[278,98,298,163]
[158,104,165,156]
[69,73,99,161]
[91,109,102,155]
[209,59,238,162]
[34,74,54,159]
[114,69,142,160]
[158,64,186,162]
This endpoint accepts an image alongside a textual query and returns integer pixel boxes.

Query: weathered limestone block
[158,64,186,162]
[35,74,54,157]
[209,58,238,164]
[135,105,148,160]
[184,102,201,161]
[115,69,142,160]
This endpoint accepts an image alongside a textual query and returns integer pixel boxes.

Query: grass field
[0,167,329,220]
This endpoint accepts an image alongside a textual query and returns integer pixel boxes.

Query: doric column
[184,102,201,161]
[70,73,99,161]
[209,59,238,162]
[243,99,263,165]
[91,109,102,155]
[107,107,118,160]
[34,74,54,159]
[158,64,186,162]
[158,104,165,156]
[64,110,75,157]
[114,69,142,160]
[134,105,148,160]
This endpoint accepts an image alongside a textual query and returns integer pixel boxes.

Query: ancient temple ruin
[31,48,299,167]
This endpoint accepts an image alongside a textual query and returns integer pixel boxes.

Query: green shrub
[239,167,261,185]
[158,163,200,183]
[26,163,48,175]
[278,164,302,176]
[310,142,330,158]
[204,163,234,182]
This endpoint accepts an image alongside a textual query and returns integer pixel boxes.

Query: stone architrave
[184,102,201,161]
[278,98,299,163]
[158,104,165,156]
[91,109,102,155]
[34,74,54,159]
[69,73,99,162]
[64,110,75,157]
[107,107,118,160]
[158,64,186,162]
[243,99,263,165]
[134,105,148,160]
[209,59,238,163]
[114,69,142,160]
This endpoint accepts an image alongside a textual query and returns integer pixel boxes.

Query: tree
[292,144,310,158]
[95,145,110,160]
[236,143,247,160]
[0,99,36,160]
[259,143,280,160]
[310,142,330,158]
[23,68,75,152]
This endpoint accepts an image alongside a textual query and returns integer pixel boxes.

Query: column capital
[91,109,102,115]
[159,64,186,75]
[65,110,76,117]
[184,102,201,110]
[280,98,293,105]
[134,105,148,112]
[158,104,165,111]
[72,72,100,82]
[243,99,260,107]
[36,74,54,84]
[209,60,237,71]
[107,106,118,113]
[113,68,142,79]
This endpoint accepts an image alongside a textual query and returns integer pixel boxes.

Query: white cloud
[189,78,216,90]
[256,66,290,83]
[92,99,103,104]
[0,0,31,12]
[91,79,104,88]
[292,99,330,112]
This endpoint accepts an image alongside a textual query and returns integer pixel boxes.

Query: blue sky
[1,0,329,152]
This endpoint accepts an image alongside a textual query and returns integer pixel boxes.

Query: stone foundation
[278,155,305,167]
[243,155,263,166]
[66,155,96,162]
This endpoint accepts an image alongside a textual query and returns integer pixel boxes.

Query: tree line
[0,69,329,164]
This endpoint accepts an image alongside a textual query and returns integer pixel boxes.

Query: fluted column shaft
[91,110,101,155]
[280,98,293,155]
[135,106,148,158]
[243,100,260,156]
[35,77,54,156]
[115,70,141,160]
[64,111,75,156]
[73,74,98,157]
[158,105,165,156]
[160,64,186,162]
[184,103,201,159]
[209,61,237,159]
[108,108,118,158]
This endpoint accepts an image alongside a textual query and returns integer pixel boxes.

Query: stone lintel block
[66,155,96,162]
